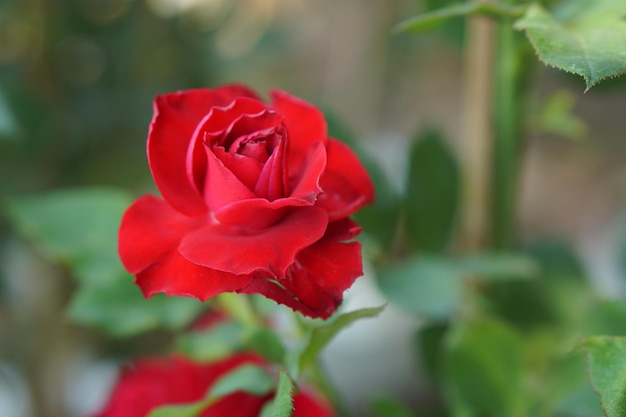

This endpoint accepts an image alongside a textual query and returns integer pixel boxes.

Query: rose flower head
[119,85,374,318]
[91,354,335,417]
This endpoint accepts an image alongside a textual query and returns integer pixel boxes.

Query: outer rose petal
[316,138,375,221]
[119,195,202,274]
[239,219,363,319]
[270,90,327,170]
[180,207,328,277]
[149,86,259,215]
[119,195,253,299]
[136,251,252,301]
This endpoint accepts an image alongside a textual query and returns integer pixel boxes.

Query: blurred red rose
[118,85,374,318]
[91,354,334,417]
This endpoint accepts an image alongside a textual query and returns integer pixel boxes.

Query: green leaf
[259,371,294,417]
[515,2,626,91]
[0,88,20,139]
[395,2,526,33]
[147,364,276,417]
[147,401,209,417]
[5,188,131,284]
[584,336,626,417]
[67,278,204,337]
[298,306,385,371]
[416,322,448,384]
[209,364,275,398]
[244,327,286,363]
[378,253,536,320]
[443,319,526,417]
[377,257,463,320]
[371,396,417,417]
[584,301,626,337]
[457,252,539,281]
[175,322,244,362]
[6,188,205,336]
[405,130,460,253]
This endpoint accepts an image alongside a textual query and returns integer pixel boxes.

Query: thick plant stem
[459,8,496,251]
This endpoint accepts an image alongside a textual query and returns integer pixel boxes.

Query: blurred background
[1,0,626,416]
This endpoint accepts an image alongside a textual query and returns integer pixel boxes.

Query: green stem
[491,8,527,248]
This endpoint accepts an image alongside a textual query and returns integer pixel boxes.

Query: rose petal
[213,146,264,192]
[215,198,305,229]
[293,219,364,289]
[118,195,252,300]
[316,138,375,220]
[237,278,321,318]
[270,90,327,170]
[148,86,259,215]
[239,219,364,319]
[213,134,324,227]
[118,195,202,274]
[288,140,326,203]
[254,127,287,201]
[180,207,328,277]
[136,250,252,301]
[187,98,269,194]
[293,391,336,417]
[203,144,257,212]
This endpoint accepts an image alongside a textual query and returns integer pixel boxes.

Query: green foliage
[209,364,276,398]
[377,253,537,319]
[5,188,203,336]
[483,240,590,331]
[584,336,626,417]
[259,372,294,417]
[298,306,385,371]
[175,322,244,362]
[176,321,286,364]
[68,278,202,337]
[537,89,588,140]
[371,396,417,417]
[394,1,526,34]
[147,401,208,417]
[443,319,526,417]
[405,130,460,253]
[416,322,448,384]
[6,188,131,285]
[515,2,626,91]
[378,257,462,320]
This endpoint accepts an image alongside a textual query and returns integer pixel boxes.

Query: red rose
[91,354,335,417]
[119,85,374,318]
